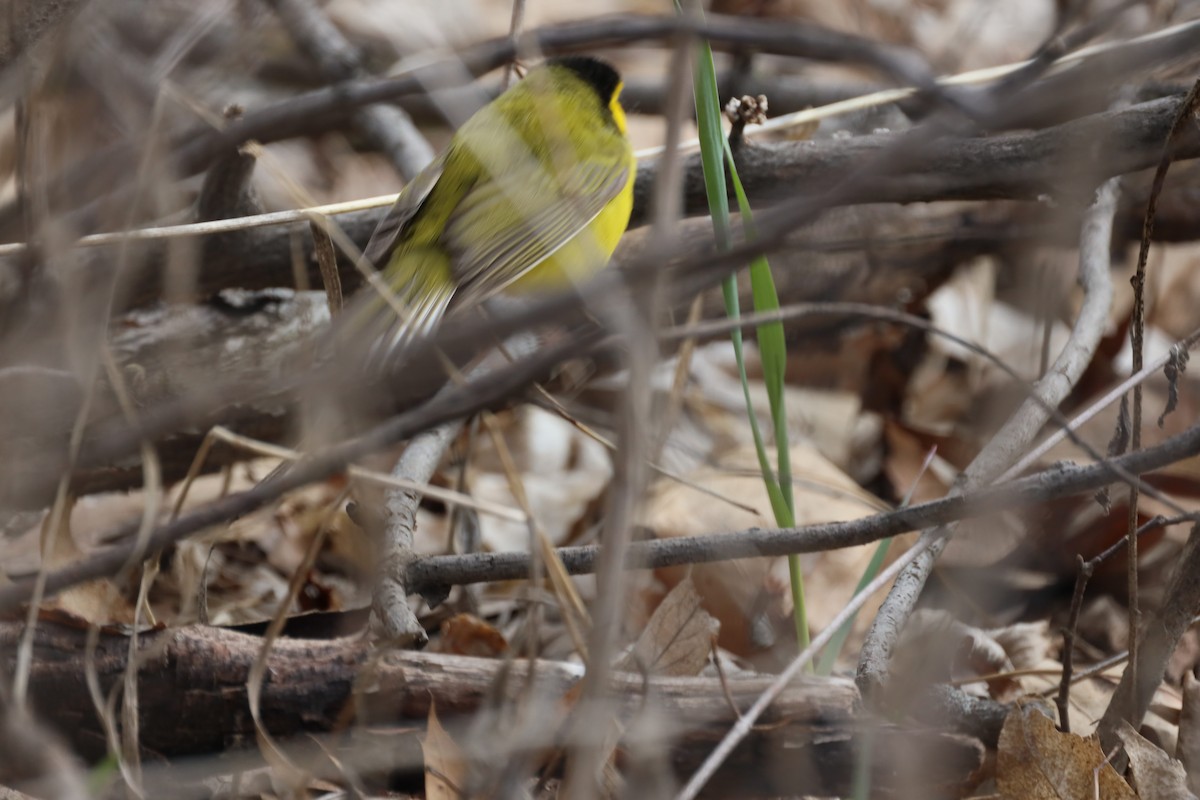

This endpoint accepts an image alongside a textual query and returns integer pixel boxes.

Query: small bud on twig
[724,94,768,149]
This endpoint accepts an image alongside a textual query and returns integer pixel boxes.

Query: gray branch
[856,177,1120,698]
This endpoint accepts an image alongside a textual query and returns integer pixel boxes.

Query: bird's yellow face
[608,82,628,136]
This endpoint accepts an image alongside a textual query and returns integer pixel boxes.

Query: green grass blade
[724,139,794,521]
[814,537,892,675]
[815,447,938,674]
[687,25,809,653]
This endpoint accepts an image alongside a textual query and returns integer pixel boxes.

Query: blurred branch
[123,14,1200,180]
[0,204,966,511]
[0,689,89,800]
[399,72,885,123]
[0,10,954,233]
[7,10,1197,236]
[266,0,434,179]
[0,292,325,511]
[857,177,1120,700]
[0,0,88,69]
[0,328,597,614]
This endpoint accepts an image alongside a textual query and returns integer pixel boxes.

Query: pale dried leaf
[1146,241,1200,340]
[37,496,134,625]
[685,343,882,479]
[470,407,611,551]
[620,576,719,677]
[892,611,1039,701]
[989,621,1054,671]
[423,702,466,800]
[1117,720,1197,800]
[641,442,889,656]
[904,257,995,432]
[996,701,1135,800]
[912,0,1057,71]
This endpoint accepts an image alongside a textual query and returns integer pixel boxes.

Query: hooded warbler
[348,55,636,366]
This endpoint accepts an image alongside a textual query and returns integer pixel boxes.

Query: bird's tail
[335,247,457,376]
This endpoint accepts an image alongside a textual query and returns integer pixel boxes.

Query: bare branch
[266,0,435,179]
[857,177,1120,698]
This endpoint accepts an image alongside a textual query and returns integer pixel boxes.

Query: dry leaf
[36,496,134,626]
[904,257,996,432]
[883,420,955,506]
[641,442,889,657]
[469,406,612,551]
[423,702,467,800]
[434,613,508,658]
[1117,720,1197,800]
[1145,241,1200,339]
[889,613,1050,703]
[996,701,1135,800]
[685,342,882,480]
[619,576,719,677]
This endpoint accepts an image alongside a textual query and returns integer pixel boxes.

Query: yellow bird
[347,55,636,367]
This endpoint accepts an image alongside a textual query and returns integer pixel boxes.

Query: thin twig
[502,0,527,90]
[247,488,349,776]
[1057,555,1094,733]
[1122,77,1200,734]
[403,425,1200,596]
[1055,513,1194,732]
[369,421,459,645]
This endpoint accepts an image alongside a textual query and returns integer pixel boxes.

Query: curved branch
[856,177,1121,697]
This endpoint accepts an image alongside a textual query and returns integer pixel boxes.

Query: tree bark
[1,620,983,797]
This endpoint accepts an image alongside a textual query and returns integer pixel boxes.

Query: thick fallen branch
[0,292,329,511]
[0,621,981,798]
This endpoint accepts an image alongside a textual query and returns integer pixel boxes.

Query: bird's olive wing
[361,154,447,268]
[442,149,630,300]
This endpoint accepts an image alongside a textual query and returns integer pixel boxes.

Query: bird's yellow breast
[506,157,636,293]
